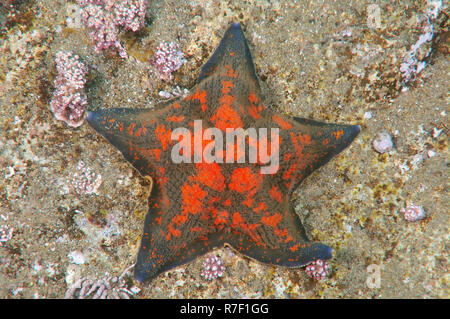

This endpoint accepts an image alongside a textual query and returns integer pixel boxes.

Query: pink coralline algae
[401,204,426,222]
[150,41,187,81]
[77,0,148,58]
[201,255,225,281]
[305,260,330,280]
[50,51,88,128]
[372,132,394,154]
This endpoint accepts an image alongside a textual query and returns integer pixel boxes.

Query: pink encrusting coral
[50,51,88,127]
[150,41,187,81]
[201,255,225,281]
[77,0,148,58]
[305,259,330,280]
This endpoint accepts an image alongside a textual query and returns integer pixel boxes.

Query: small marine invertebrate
[373,132,394,154]
[201,255,225,281]
[77,0,148,58]
[401,204,426,222]
[71,160,102,195]
[50,51,88,127]
[150,41,186,81]
[305,259,330,280]
[65,265,139,299]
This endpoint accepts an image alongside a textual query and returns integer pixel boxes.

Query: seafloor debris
[158,86,189,99]
[0,225,13,244]
[394,124,443,175]
[399,0,443,89]
[1,27,48,85]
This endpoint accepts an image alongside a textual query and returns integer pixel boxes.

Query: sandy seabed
[0,0,448,298]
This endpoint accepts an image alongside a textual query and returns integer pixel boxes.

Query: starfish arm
[135,161,233,282]
[133,191,203,282]
[86,102,187,177]
[86,108,159,175]
[218,166,333,267]
[229,238,332,267]
[292,116,361,167]
[197,22,260,93]
[135,223,224,282]
[269,114,360,191]
[133,179,185,282]
[225,202,332,267]
[134,179,227,282]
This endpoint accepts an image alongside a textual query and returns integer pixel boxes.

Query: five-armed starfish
[86,23,360,282]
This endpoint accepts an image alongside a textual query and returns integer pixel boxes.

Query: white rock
[373,132,394,153]
[68,250,85,265]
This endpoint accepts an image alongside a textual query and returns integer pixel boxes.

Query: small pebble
[401,205,426,222]
[373,132,393,153]
[363,111,373,119]
[427,150,436,158]
[68,250,86,265]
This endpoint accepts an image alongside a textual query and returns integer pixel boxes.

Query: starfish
[86,23,360,283]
